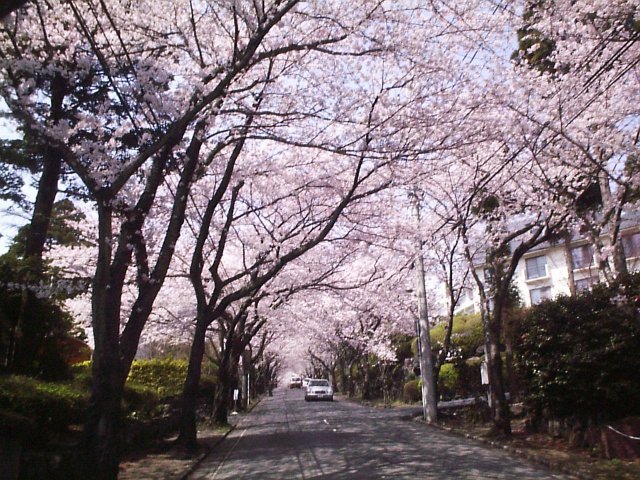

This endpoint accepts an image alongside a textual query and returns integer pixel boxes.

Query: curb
[177,425,236,480]
[178,398,262,480]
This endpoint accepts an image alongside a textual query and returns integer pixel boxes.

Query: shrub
[0,375,88,434]
[391,333,414,363]
[431,314,484,361]
[436,358,485,400]
[69,360,92,385]
[403,379,421,403]
[458,356,484,398]
[122,383,163,420]
[515,274,640,424]
[437,363,459,400]
[68,358,215,420]
[127,357,188,398]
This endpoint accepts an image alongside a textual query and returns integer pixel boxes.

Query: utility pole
[410,192,438,424]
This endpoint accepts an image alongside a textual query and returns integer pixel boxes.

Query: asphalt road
[187,388,570,480]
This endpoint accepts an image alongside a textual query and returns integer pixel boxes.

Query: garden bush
[403,379,421,403]
[69,358,215,420]
[456,357,484,399]
[391,333,415,366]
[127,357,188,398]
[431,314,484,361]
[69,361,92,386]
[0,375,88,435]
[515,273,640,424]
[436,358,485,400]
[122,383,163,420]
[125,357,220,419]
[437,363,458,400]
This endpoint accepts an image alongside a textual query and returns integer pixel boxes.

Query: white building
[517,228,640,307]
[456,219,640,313]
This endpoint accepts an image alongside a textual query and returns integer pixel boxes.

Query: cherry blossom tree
[168,1,474,432]
[177,131,396,445]
[2,0,393,475]
[3,1,636,468]
[416,109,571,433]
[510,0,640,282]
[374,0,638,436]
[284,233,414,396]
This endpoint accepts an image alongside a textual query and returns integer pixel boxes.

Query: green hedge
[430,314,484,360]
[436,357,484,400]
[515,274,640,423]
[127,357,189,398]
[437,363,458,399]
[0,357,217,440]
[0,375,89,433]
[69,360,92,386]
[125,357,218,418]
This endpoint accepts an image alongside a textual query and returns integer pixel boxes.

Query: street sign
[481,361,489,385]
[233,389,239,400]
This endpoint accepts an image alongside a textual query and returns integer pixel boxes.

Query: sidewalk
[118,416,239,480]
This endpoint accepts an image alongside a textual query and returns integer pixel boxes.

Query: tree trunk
[433,278,459,403]
[339,359,348,395]
[347,360,356,398]
[331,363,338,393]
[484,301,511,437]
[240,349,252,410]
[80,350,125,479]
[8,75,64,373]
[23,152,62,259]
[599,169,629,279]
[213,357,238,425]
[611,239,629,279]
[78,202,128,479]
[177,321,208,451]
[362,361,371,400]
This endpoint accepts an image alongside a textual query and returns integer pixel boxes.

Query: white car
[304,379,333,401]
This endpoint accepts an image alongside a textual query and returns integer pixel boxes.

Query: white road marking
[211,426,249,479]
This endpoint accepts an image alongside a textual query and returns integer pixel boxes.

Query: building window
[526,255,547,280]
[463,286,474,301]
[622,232,640,258]
[575,277,596,293]
[483,268,494,285]
[530,286,552,304]
[570,244,594,270]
